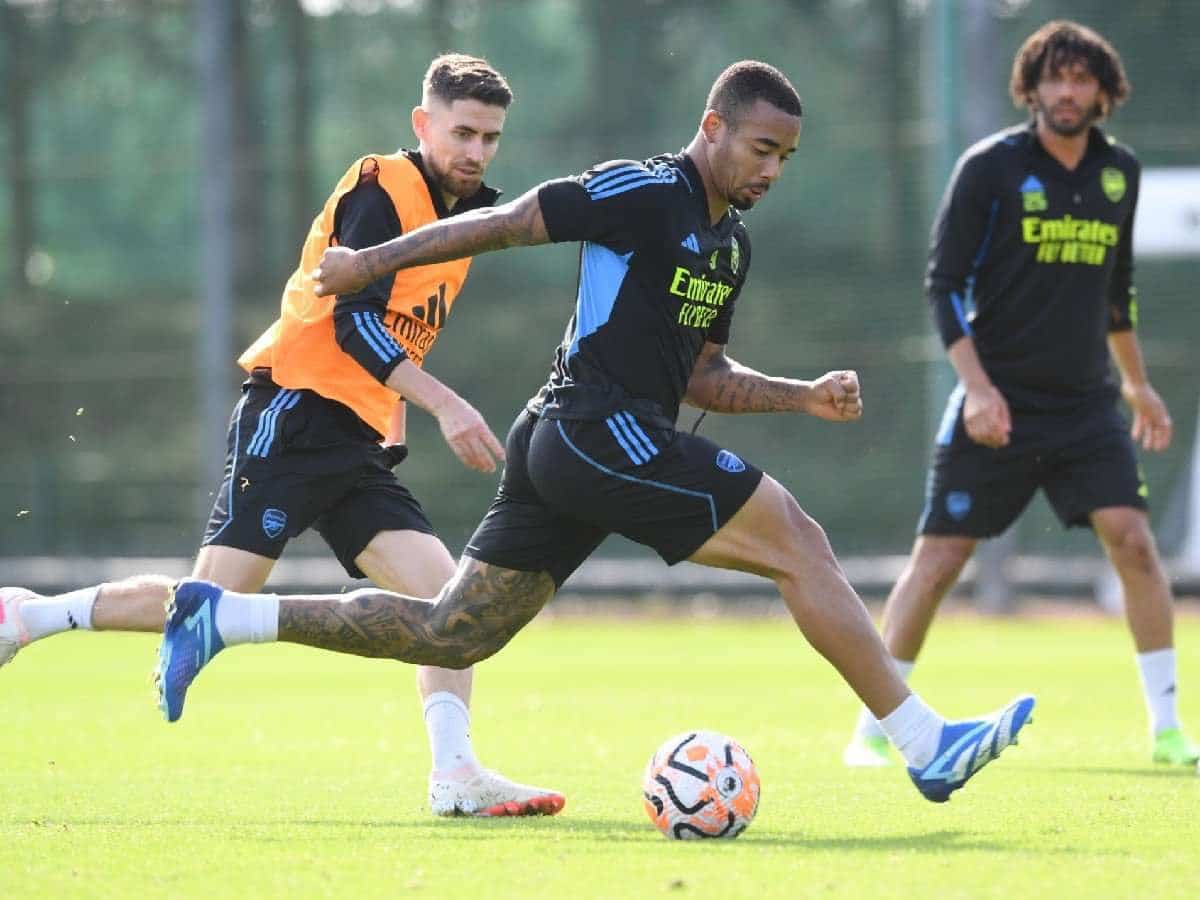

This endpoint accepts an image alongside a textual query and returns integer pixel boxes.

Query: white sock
[213,591,279,646]
[21,586,100,641]
[1136,648,1179,735]
[424,691,479,776]
[878,692,944,769]
[854,658,916,740]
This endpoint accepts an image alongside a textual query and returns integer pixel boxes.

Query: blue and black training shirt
[529,151,752,424]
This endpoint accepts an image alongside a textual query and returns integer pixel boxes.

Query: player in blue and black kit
[845,21,1198,769]
[157,61,1037,803]
[463,149,763,583]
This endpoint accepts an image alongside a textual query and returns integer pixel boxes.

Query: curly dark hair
[1009,21,1129,113]
[423,53,513,109]
[707,60,802,125]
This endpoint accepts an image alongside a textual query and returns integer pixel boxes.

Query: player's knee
[774,496,839,579]
[420,596,519,668]
[455,633,513,667]
[790,501,835,555]
[1102,520,1158,573]
[914,537,974,583]
[416,566,553,668]
[423,621,513,668]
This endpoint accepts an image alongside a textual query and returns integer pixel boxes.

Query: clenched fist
[312,246,372,297]
[806,370,863,422]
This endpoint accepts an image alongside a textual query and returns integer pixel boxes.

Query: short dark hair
[423,53,513,109]
[1009,21,1129,110]
[706,60,802,126]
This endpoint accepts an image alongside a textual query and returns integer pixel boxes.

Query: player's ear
[411,105,429,141]
[701,109,724,144]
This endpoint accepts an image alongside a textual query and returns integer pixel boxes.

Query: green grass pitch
[3,609,1199,898]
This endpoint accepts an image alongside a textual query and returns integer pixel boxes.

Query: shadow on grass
[1043,766,1199,779]
[547,823,1007,851]
[337,820,1013,853]
[10,817,1008,852]
[287,819,1011,853]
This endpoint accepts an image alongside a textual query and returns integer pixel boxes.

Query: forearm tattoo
[277,562,555,669]
[695,355,806,414]
[363,192,545,279]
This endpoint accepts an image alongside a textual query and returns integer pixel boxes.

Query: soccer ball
[641,730,760,839]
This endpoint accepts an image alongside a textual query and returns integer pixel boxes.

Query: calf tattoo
[278,562,555,668]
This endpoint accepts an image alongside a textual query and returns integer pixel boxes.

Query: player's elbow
[488,208,535,249]
[682,380,717,411]
[490,190,548,249]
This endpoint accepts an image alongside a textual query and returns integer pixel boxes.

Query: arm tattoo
[362,189,547,280]
[277,562,556,669]
[690,352,808,414]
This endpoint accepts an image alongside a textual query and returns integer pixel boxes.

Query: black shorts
[464,410,764,587]
[918,390,1146,537]
[202,373,433,578]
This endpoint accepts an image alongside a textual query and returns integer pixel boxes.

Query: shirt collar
[676,150,739,235]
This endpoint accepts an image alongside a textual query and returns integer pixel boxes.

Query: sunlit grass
[3,610,1198,898]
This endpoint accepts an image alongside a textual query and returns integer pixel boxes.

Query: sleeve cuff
[930,290,971,347]
[537,179,586,243]
[334,306,409,383]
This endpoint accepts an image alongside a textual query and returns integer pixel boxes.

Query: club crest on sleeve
[715,450,746,473]
[262,507,288,539]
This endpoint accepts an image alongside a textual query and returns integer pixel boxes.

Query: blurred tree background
[2,0,1198,568]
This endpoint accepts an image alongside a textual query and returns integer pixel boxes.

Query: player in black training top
[529,150,750,425]
[844,21,1197,769]
[162,61,1037,805]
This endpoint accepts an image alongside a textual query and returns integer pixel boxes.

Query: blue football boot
[156,579,226,723]
[908,694,1035,803]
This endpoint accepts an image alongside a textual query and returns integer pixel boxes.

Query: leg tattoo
[278,561,554,668]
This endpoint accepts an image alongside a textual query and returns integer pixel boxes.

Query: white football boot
[0,587,35,667]
[428,767,566,818]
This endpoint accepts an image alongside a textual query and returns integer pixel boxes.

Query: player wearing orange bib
[239,148,478,441]
[0,54,564,818]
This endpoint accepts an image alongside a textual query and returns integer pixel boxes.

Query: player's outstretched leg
[429,767,566,817]
[156,579,226,722]
[0,587,34,667]
[688,476,1035,803]
[158,562,555,720]
[908,694,1035,803]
